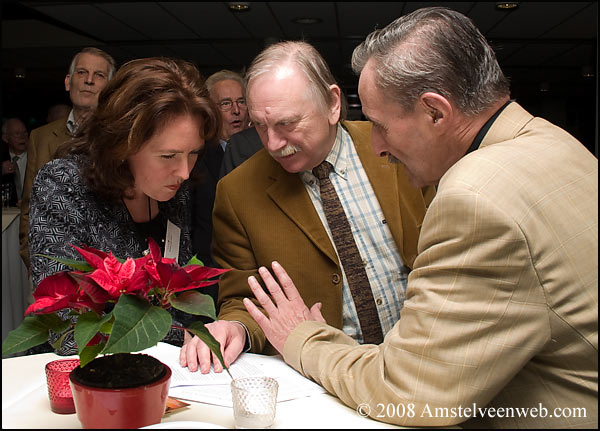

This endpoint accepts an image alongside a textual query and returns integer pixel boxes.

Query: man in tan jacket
[180,41,434,373]
[20,47,116,269]
[243,7,598,429]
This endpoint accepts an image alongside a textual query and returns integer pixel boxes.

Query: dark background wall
[1,1,597,155]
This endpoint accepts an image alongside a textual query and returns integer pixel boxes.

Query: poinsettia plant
[2,238,229,368]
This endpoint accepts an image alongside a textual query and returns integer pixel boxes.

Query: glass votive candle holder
[231,376,279,429]
[45,358,80,414]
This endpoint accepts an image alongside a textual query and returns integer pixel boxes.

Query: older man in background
[243,7,598,429]
[19,47,116,269]
[191,69,250,267]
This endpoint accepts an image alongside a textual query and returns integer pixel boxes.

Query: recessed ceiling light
[496,2,519,10]
[292,17,322,25]
[227,2,250,12]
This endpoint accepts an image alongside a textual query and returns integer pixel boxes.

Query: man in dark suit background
[19,47,116,269]
[219,126,263,179]
[191,70,250,266]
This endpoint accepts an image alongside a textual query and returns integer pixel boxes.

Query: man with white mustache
[180,40,435,374]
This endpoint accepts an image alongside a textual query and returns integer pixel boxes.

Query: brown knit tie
[312,161,383,344]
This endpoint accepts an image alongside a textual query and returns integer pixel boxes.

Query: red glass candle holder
[45,359,80,414]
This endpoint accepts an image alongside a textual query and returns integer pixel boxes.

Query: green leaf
[35,254,94,272]
[187,321,228,372]
[2,314,70,356]
[102,295,171,354]
[99,318,114,334]
[170,291,217,320]
[79,342,105,368]
[186,255,204,266]
[74,312,113,355]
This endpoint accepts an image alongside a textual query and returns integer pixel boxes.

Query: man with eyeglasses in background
[190,70,252,310]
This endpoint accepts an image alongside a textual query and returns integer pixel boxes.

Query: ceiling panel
[1,19,99,48]
[269,2,338,39]
[487,2,592,39]
[543,1,597,39]
[29,3,145,41]
[337,2,404,38]
[95,2,198,40]
[234,2,286,40]
[469,2,517,35]
[159,2,251,39]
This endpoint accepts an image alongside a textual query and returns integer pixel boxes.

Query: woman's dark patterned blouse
[29,155,196,355]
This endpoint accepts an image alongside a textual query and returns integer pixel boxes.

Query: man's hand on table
[243,261,326,355]
[179,320,246,373]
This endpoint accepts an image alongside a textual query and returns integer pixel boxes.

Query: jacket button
[332,273,341,284]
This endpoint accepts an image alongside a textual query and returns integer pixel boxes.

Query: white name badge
[163,220,181,261]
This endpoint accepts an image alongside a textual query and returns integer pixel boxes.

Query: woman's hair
[58,57,221,202]
[352,7,510,116]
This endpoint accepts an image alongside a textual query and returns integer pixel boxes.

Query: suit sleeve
[282,189,550,426]
[211,179,269,352]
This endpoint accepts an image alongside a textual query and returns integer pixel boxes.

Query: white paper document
[140,343,326,407]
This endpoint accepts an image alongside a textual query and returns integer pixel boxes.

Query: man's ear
[64,75,71,92]
[327,84,342,126]
[419,92,452,125]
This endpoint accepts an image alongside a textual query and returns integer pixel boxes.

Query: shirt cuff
[231,320,252,352]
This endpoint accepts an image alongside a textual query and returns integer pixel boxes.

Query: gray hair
[205,69,244,93]
[68,47,117,80]
[245,41,347,121]
[352,7,509,116]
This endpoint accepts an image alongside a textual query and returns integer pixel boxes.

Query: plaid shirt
[300,124,408,343]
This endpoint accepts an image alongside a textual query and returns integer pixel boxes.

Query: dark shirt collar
[465,99,513,156]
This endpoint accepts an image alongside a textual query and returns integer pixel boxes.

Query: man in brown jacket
[180,41,434,374]
[19,47,116,269]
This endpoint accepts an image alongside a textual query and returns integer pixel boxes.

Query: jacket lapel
[266,167,338,264]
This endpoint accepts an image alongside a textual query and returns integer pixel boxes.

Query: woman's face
[127,114,204,201]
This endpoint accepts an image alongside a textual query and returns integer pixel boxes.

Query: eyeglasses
[218,98,247,112]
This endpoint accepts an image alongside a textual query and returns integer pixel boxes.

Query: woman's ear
[419,92,452,125]
[327,84,342,126]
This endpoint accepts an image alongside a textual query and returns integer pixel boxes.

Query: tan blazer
[283,103,598,428]
[19,118,72,268]
[213,121,434,354]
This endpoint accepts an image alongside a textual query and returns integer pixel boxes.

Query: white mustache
[270,145,300,158]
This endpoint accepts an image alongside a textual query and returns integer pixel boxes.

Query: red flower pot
[69,362,171,429]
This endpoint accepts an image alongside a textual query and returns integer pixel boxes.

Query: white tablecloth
[2,347,402,429]
[2,207,30,344]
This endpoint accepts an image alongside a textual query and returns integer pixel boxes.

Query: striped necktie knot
[312,161,333,180]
